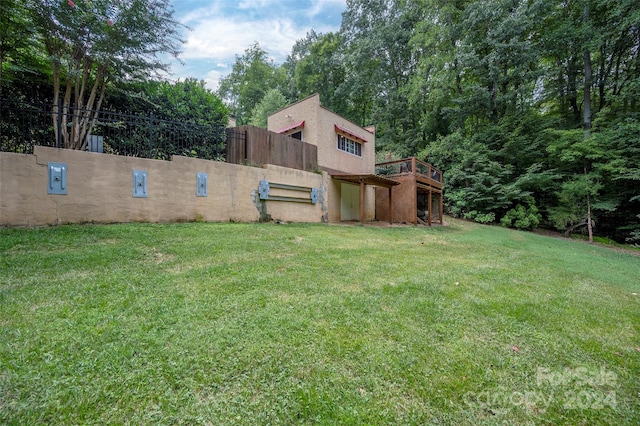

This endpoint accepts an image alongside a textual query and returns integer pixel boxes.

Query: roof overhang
[330,173,400,188]
[334,124,368,143]
[276,120,304,134]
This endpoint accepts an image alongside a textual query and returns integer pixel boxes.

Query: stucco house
[268,94,399,224]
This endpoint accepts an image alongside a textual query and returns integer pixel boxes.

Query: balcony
[375,157,442,192]
[374,157,443,225]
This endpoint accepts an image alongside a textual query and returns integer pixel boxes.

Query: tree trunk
[583,3,592,135]
[584,3,593,243]
[567,56,580,122]
[586,174,594,243]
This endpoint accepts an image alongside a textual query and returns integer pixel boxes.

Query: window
[337,134,362,157]
[289,130,302,140]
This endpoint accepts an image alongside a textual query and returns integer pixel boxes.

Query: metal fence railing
[0,98,240,162]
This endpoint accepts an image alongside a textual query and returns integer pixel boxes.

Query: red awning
[275,120,305,134]
[334,124,368,143]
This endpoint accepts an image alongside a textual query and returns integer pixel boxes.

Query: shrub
[500,204,541,230]
[463,210,496,224]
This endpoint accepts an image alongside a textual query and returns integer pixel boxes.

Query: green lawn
[1,219,638,425]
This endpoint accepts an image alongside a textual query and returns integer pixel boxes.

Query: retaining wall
[0,146,328,226]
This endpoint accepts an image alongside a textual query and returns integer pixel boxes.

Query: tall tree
[29,0,183,150]
[217,42,285,125]
[281,30,320,102]
[0,0,46,96]
[294,32,348,116]
[249,88,288,128]
[340,0,424,150]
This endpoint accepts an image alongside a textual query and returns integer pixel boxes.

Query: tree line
[2,0,638,243]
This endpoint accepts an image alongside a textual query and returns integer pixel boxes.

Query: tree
[340,0,425,149]
[536,0,640,241]
[281,30,320,102]
[28,0,183,150]
[249,88,288,128]
[217,42,285,125]
[293,32,348,116]
[0,0,48,97]
[151,78,227,126]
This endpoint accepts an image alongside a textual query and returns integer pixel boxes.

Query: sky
[167,0,347,91]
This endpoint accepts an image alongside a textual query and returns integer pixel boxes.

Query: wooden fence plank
[226,125,317,172]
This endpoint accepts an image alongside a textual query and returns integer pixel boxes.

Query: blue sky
[168,0,347,90]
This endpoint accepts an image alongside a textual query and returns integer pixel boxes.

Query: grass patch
[1,219,639,424]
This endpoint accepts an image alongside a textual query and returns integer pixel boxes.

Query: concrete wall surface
[0,146,328,226]
[268,94,375,175]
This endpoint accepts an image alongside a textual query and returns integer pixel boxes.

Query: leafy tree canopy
[28,0,184,149]
[217,42,285,125]
[249,88,288,128]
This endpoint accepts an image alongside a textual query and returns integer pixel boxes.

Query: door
[340,183,360,221]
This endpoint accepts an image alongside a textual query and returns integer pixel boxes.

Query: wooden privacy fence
[226,125,318,172]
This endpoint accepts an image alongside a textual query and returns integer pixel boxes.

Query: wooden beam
[412,179,417,225]
[428,190,433,226]
[388,186,393,224]
[439,192,444,224]
[359,179,365,223]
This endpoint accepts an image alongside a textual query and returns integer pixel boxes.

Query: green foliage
[340,0,425,144]
[547,172,602,235]
[217,42,284,125]
[462,210,495,224]
[151,78,228,126]
[626,215,640,247]
[281,30,319,102]
[301,33,351,116]
[25,0,183,149]
[0,0,43,93]
[249,88,288,128]
[426,129,532,224]
[500,202,541,230]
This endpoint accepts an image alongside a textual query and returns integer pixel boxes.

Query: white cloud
[167,0,347,91]
[203,69,226,91]
[182,17,308,64]
[307,0,346,19]
[238,0,273,9]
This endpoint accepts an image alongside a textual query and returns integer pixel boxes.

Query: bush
[500,204,541,230]
[463,211,496,224]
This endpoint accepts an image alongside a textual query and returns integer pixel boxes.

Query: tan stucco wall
[268,94,377,222]
[268,94,375,175]
[0,146,328,226]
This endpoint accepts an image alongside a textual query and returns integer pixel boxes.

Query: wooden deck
[375,157,443,225]
[375,157,442,192]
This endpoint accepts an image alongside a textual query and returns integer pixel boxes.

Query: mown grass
[1,219,638,425]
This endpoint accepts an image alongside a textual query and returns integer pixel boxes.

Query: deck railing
[375,157,442,188]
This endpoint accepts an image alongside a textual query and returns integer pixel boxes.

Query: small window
[337,134,362,157]
[289,130,302,140]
